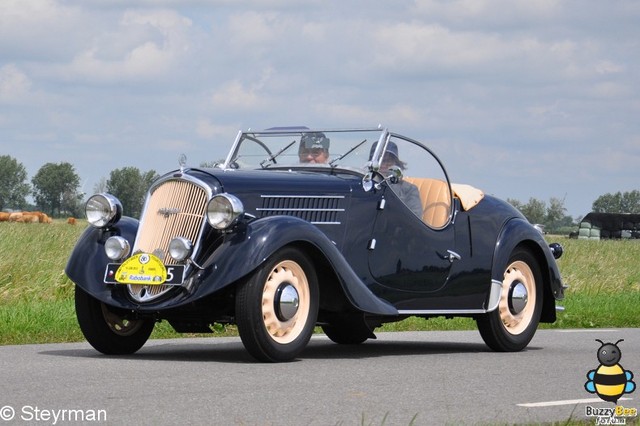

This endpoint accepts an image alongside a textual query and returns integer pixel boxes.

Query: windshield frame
[222,127,387,172]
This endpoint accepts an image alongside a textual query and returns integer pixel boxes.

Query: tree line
[1,154,638,229]
[0,155,157,218]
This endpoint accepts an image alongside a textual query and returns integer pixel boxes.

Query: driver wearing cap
[299,132,330,164]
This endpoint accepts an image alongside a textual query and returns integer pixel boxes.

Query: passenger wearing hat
[299,132,330,164]
[371,141,423,218]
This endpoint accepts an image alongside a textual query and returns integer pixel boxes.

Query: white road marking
[518,397,633,408]
[554,329,619,333]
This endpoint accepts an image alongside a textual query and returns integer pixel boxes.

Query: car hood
[190,168,359,196]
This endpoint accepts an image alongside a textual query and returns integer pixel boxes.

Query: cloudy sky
[1,0,638,217]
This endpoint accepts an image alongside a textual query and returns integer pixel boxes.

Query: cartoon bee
[585,339,636,403]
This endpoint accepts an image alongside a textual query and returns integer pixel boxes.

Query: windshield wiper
[329,139,367,167]
[260,140,296,169]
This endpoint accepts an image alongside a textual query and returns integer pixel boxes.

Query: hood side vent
[258,195,345,225]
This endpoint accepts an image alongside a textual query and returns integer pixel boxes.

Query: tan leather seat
[404,177,451,228]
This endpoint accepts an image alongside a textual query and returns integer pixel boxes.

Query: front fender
[65,217,139,303]
[192,216,398,316]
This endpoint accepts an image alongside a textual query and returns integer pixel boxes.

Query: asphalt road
[0,329,638,425]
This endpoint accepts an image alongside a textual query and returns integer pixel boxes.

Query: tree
[0,155,30,211]
[546,197,567,226]
[506,198,523,211]
[106,167,158,217]
[508,196,574,234]
[519,198,547,224]
[31,162,81,217]
[592,190,640,213]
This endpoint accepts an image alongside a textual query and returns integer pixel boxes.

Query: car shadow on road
[39,336,543,363]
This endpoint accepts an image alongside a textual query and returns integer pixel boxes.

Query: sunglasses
[300,149,326,158]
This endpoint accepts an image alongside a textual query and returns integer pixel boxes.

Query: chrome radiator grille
[257,195,345,224]
[128,178,209,302]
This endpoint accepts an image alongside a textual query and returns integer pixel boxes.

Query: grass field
[1,221,639,345]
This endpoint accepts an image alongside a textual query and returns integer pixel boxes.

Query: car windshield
[223,128,387,172]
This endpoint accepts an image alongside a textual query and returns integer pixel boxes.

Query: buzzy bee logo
[584,339,637,424]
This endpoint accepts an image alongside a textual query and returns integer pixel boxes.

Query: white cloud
[0,0,89,59]
[196,120,240,139]
[211,68,274,110]
[51,9,194,83]
[227,11,280,47]
[0,64,32,102]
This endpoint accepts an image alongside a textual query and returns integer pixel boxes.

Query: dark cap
[369,141,400,160]
[300,132,330,151]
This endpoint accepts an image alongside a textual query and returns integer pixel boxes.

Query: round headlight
[104,236,130,261]
[86,193,122,228]
[169,237,193,261]
[206,194,244,230]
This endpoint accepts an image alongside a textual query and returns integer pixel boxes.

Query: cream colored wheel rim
[261,260,310,344]
[499,260,536,335]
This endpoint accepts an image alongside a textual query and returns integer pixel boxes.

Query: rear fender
[492,218,564,323]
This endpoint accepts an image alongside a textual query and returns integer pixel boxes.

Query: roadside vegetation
[1,221,639,345]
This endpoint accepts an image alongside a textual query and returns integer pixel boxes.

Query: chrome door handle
[446,250,461,263]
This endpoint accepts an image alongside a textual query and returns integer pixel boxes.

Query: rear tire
[235,247,319,362]
[476,248,542,352]
[75,286,154,355]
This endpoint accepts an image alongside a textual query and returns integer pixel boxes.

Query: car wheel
[321,321,372,345]
[75,286,154,355]
[235,247,319,362]
[476,248,543,352]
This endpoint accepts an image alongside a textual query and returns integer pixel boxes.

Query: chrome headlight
[104,236,130,261]
[86,193,122,228]
[206,194,244,229]
[169,237,193,261]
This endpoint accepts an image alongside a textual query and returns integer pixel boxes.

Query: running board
[397,280,502,316]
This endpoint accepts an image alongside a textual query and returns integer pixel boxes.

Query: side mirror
[387,166,403,184]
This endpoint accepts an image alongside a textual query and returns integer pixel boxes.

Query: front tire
[476,248,543,352]
[235,247,319,362]
[75,286,154,355]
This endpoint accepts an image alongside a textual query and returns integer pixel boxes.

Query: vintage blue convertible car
[66,127,565,362]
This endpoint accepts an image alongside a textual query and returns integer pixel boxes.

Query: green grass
[1,223,639,345]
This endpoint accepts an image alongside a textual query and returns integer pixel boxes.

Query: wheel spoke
[499,260,536,335]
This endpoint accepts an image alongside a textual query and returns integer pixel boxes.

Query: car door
[366,135,458,308]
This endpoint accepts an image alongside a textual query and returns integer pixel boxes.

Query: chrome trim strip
[256,208,345,212]
[260,195,346,199]
[398,309,487,315]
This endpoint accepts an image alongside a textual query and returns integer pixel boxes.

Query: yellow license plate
[112,253,168,285]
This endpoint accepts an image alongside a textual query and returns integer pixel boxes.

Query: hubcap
[275,283,300,321]
[508,282,528,315]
